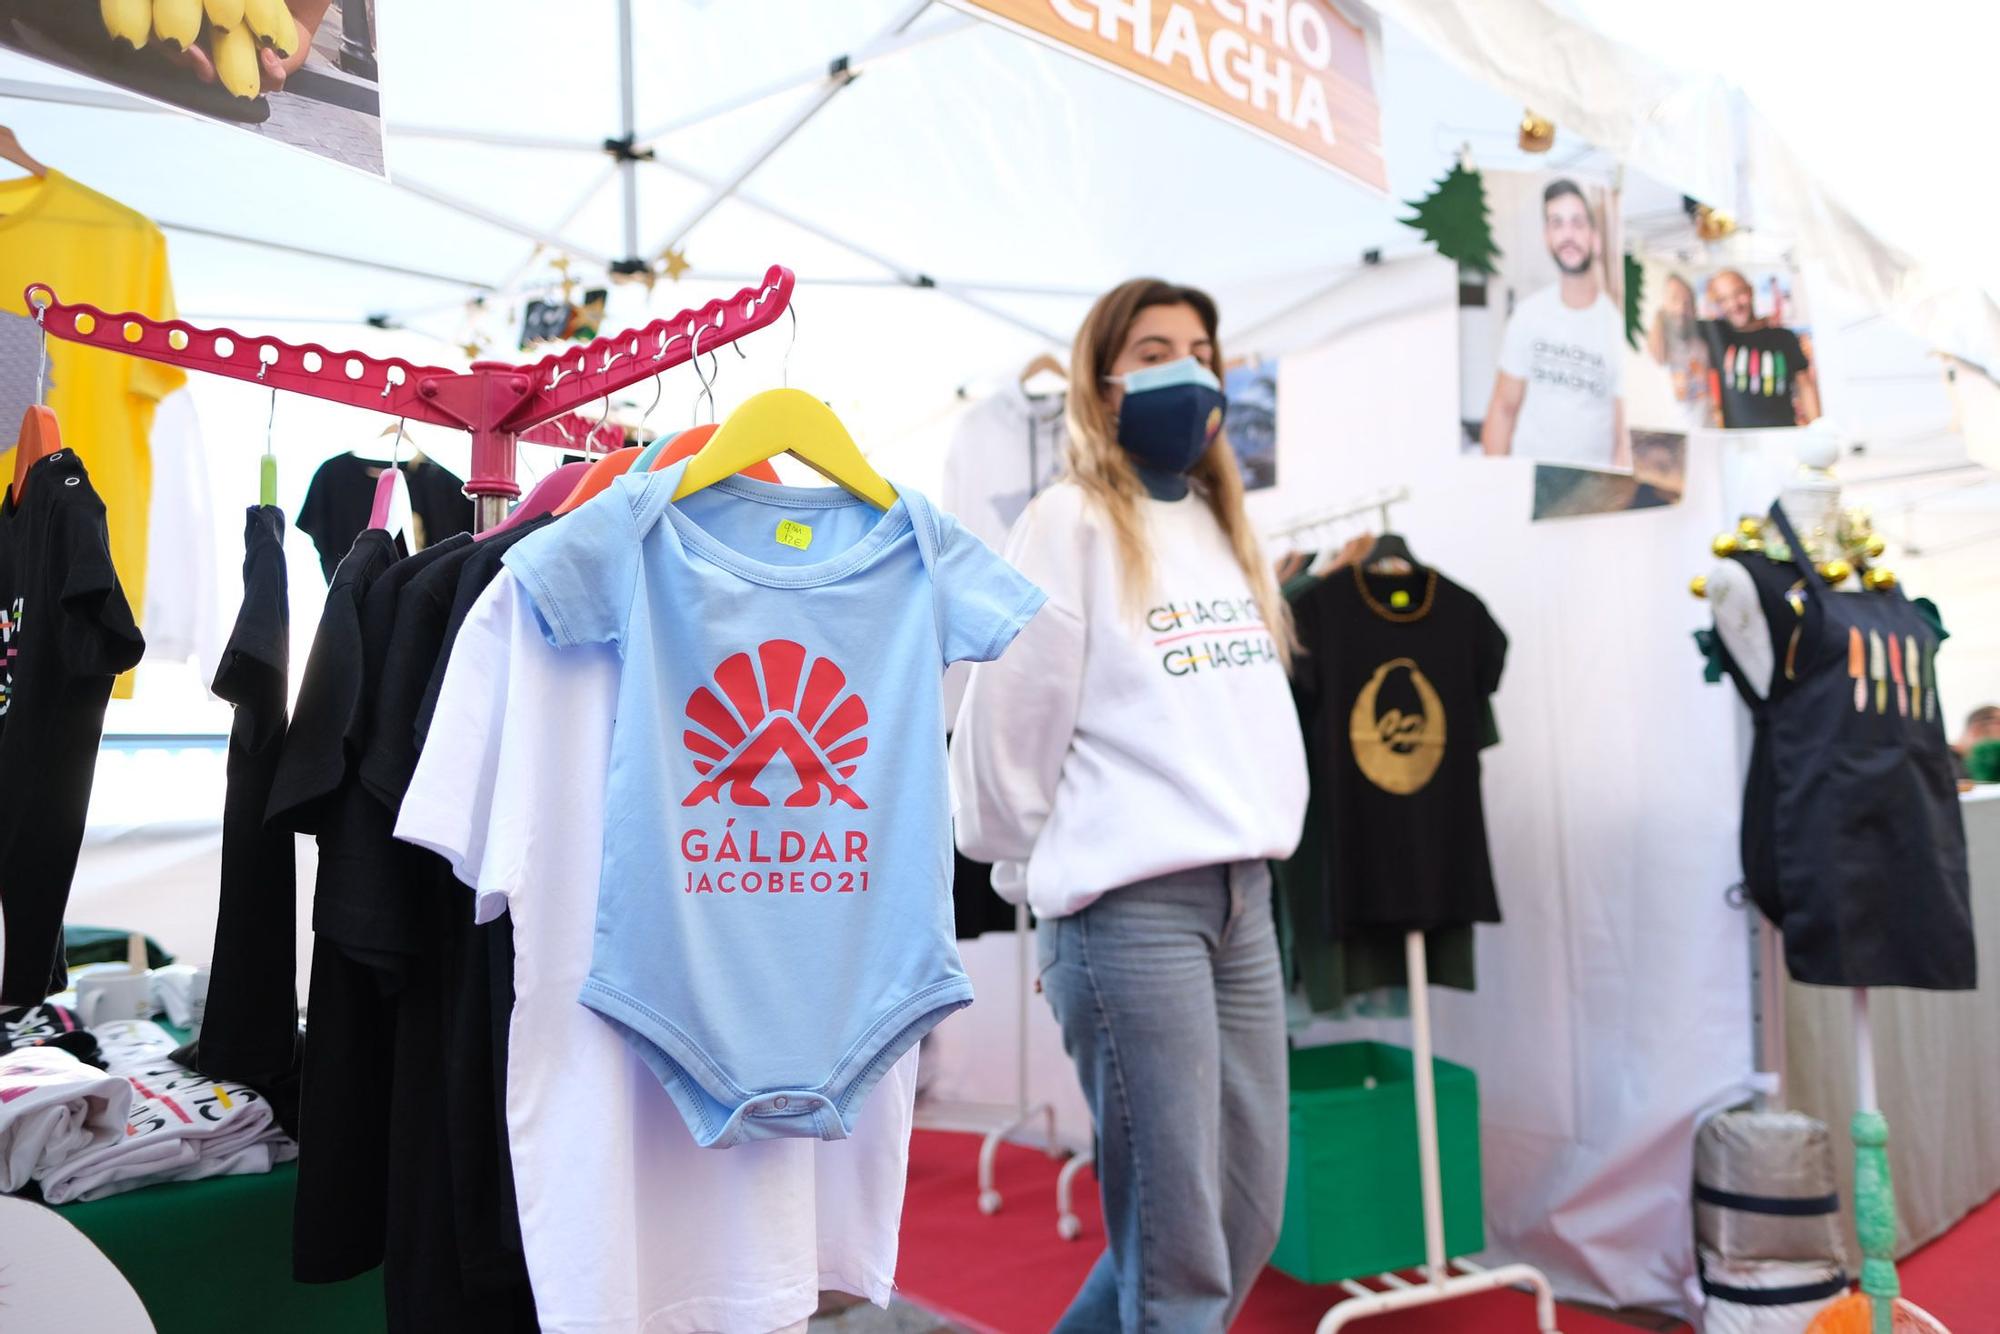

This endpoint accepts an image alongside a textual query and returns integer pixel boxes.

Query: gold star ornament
[661,247,692,281]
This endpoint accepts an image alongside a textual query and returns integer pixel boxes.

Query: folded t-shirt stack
[0,1043,130,1192]
[3,1002,105,1068]
[36,1019,296,1204]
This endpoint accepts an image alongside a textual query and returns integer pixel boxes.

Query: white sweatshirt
[950,481,1308,918]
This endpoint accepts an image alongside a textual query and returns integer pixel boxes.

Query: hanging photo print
[1223,355,1278,490]
[520,289,610,351]
[1461,170,1628,471]
[0,1,385,175]
[1641,263,1818,430]
[1531,430,1688,521]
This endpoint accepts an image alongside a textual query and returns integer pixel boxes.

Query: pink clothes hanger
[476,459,592,541]
[368,417,412,542]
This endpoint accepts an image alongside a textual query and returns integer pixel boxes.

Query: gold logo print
[1349,658,1446,795]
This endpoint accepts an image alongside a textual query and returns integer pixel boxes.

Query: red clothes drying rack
[22,264,796,529]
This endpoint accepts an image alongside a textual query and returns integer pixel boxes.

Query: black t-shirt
[414,516,553,746]
[269,528,536,1323]
[172,507,302,1132]
[1291,564,1508,934]
[297,452,474,583]
[1699,322,1809,429]
[358,539,480,809]
[0,450,145,1005]
[263,527,398,1283]
[364,532,536,1317]
[276,532,470,958]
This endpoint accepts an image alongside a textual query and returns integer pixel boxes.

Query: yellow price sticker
[775,520,813,550]
[1389,589,1412,609]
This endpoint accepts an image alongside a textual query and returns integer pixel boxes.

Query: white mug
[75,972,154,1027]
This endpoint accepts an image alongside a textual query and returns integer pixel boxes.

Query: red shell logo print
[681,640,869,810]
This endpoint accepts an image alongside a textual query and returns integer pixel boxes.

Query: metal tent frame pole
[645,0,933,261]
[0,9,1077,343]
[613,0,642,274]
[634,12,974,145]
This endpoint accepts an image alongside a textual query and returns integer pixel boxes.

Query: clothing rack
[1270,488,1559,1329]
[1267,486,1411,544]
[21,266,797,532]
[1314,931,1560,1331]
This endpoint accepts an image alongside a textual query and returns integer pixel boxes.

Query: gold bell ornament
[1862,533,1887,559]
[1738,516,1764,539]
[1818,559,1854,585]
[1695,204,1737,242]
[1689,575,1709,600]
[1518,110,1555,154]
[1863,567,1898,592]
[1712,533,1741,558]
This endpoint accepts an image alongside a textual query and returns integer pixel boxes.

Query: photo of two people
[1647,265,1819,431]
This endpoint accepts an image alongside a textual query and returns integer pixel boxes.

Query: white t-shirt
[141,390,222,681]
[951,482,1309,918]
[396,573,917,1334]
[1496,284,1624,467]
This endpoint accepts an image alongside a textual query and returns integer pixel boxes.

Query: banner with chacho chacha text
[948,0,1385,191]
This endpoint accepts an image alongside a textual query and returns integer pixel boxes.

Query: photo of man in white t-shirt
[1480,179,1632,470]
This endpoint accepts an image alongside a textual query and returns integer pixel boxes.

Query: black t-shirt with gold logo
[1290,564,1507,934]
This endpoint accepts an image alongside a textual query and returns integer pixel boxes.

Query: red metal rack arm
[497,264,797,432]
[23,283,470,429]
[23,263,796,510]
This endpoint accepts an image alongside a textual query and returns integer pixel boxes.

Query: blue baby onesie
[504,462,1044,1147]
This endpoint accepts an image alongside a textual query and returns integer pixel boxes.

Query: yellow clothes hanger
[672,387,897,510]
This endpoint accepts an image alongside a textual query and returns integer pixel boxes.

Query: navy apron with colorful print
[1716,504,1974,990]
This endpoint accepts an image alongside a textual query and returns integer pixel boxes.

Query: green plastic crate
[1271,1041,1484,1284]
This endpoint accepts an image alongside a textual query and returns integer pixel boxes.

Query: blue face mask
[1109,357,1227,477]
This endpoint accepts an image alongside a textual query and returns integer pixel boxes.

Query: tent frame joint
[602,135,655,164]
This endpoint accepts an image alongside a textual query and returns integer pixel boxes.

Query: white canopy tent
[6,0,1996,1319]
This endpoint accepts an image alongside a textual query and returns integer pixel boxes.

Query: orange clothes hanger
[554,445,642,516]
[11,406,60,503]
[647,423,779,482]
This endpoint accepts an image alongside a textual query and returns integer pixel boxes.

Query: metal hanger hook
[782,302,798,388]
[690,325,717,427]
[639,373,665,438]
[265,387,278,460]
[33,303,48,407]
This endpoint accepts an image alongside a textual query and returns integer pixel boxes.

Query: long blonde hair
[1065,278,1293,670]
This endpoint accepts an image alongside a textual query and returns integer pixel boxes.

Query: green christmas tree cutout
[1624,253,1645,350]
[1401,162,1500,275]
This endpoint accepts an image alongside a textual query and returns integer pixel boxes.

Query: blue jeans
[1037,861,1289,1333]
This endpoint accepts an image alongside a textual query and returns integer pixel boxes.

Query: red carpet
[1896,1188,1999,1330]
[895,1130,1678,1332]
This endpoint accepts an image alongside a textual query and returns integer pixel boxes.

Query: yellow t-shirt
[1,170,184,695]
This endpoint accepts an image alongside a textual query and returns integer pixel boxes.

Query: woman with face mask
[951,279,1309,1329]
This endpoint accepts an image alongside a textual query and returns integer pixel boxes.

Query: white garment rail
[1267,486,1411,545]
[1314,932,1561,1333]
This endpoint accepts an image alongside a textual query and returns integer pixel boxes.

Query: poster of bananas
[0,0,384,174]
